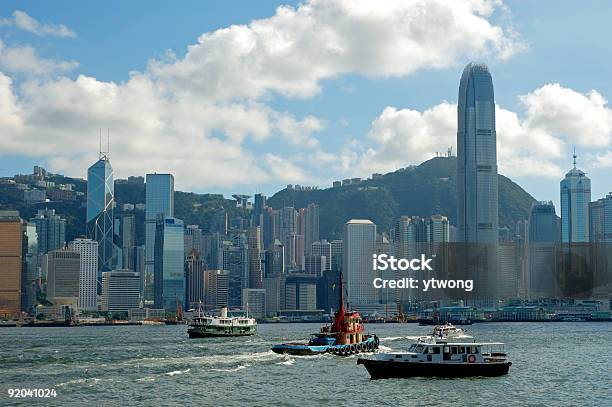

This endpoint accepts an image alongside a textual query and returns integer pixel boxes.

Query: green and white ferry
[187,304,257,338]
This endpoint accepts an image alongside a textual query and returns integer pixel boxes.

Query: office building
[204,269,229,309]
[560,153,591,243]
[101,270,141,313]
[248,226,263,289]
[285,274,318,311]
[221,232,248,307]
[114,214,135,271]
[68,238,98,311]
[145,173,175,301]
[264,239,284,278]
[87,151,115,278]
[154,216,184,312]
[185,224,203,255]
[456,62,499,296]
[242,288,265,319]
[0,211,22,317]
[21,222,39,312]
[185,251,206,309]
[343,219,377,308]
[46,248,80,307]
[30,208,66,254]
[528,202,560,298]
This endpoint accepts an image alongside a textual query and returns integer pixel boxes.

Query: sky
[1,0,612,209]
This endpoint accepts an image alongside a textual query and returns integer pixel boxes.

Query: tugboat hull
[272,336,379,356]
[357,359,511,379]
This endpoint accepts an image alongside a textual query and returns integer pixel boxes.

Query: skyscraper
[590,193,612,242]
[46,248,80,307]
[21,222,39,312]
[342,219,377,308]
[145,173,175,301]
[456,62,499,297]
[153,216,184,312]
[527,201,560,298]
[184,224,203,255]
[68,238,98,311]
[114,214,135,271]
[457,62,498,244]
[247,226,263,289]
[87,151,115,280]
[101,270,141,313]
[560,153,591,243]
[0,211,22,317]
[30,208,66,254]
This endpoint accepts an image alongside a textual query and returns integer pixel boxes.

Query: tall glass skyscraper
[153,216,184,312]
[87,153,114,282]
[145,173,174,301]
[456,62,499,298]
[560,154,591,243]
[457,62,498,243]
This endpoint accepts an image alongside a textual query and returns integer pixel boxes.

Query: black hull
[357,359,511,379]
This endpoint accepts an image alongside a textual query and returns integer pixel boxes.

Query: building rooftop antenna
[573,146,577,169]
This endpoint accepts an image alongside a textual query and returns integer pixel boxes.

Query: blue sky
[1,0,612,210]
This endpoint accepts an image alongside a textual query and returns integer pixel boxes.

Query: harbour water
[1,322,610,406]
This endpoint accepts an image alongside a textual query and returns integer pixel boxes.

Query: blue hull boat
[272,334,379,356]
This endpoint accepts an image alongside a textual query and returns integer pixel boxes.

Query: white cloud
[0,0,524,190]
[0,10,76,38]
[0,40,78,75]
[149,0,525,101]
[345,84,612,180]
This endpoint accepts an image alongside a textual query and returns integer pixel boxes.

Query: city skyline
[1,2,612,209]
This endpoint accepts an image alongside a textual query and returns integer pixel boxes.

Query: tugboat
[187,303,257,338]
[271,272,379,356]
[357,338,511,379]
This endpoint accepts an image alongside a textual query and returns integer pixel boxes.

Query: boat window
[443,346,450,353]
[423,347,429,354]
[460,346,466,354]
[395,355,402,358]
[415,345,424,353]
[451,347,458,354]
[408,344,417,352]
[432,347,441,354]
[470,346,478,354]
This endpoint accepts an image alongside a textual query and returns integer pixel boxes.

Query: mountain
[267,156,536,239]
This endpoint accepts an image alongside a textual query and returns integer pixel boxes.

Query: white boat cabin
[376,342,507,364]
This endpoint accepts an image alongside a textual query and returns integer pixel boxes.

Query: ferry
[187,304,257,338]
[357,338,511,379]
[271,272,379,356]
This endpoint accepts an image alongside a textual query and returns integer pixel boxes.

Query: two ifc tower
[456,62,499,297]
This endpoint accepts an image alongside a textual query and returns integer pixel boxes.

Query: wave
[211,365,249,372]
[165,369,190,376]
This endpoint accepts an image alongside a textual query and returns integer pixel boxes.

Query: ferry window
[460,346,466,354]
[443,346,449,353]
[415,345,424,353]
[423,347,429,354]
[451,347,458,354]
[433,347,440,354]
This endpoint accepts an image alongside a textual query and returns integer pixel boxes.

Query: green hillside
[267,156,536,239]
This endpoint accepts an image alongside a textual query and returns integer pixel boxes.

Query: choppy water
[1,322,610,406]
